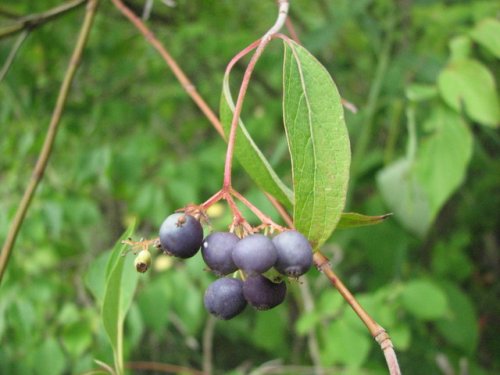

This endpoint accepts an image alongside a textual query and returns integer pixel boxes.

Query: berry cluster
[157,212,313,320]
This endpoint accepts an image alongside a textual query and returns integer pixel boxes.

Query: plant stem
[313,251,401,375]
[110,0,225,138]
[0,29,29,83]
[264,192,293,228]
[222,0,290,189]
[0,0,86,40]
[231,189,286,231]
[0,0,99,284]
[202,315,216,375]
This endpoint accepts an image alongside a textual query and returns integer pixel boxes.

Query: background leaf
[378,106,473,237]
[400,279,448,320]
[436,282,479,354]
[282,40,351,248]
[438,58,500,127]
[101,222,138,374]
[470,18,500,58]
[415,107,473,215]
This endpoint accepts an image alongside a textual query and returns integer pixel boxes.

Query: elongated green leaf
[101,222,139,374]
[337,212,392,230]
[283,40,351,248]
[220,73,293,208]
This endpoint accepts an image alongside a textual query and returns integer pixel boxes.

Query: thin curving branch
[0,0,86,40]
[0,0,99,284]
[110,0,225,139]
[222,0,289,188]
[0,29,29,83]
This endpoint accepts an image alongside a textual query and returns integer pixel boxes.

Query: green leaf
[438,58,500,127]
[415,107,473,216]
[336,212,392,230]
[282,40,351,248]
[377,158,432,237]
[220,69,293,208]
[378,106,473,237]
[101,222,139,375]
[84,250,112,304]
[435,282,478,354]
[321,319,371,367]
[470,18,500,58]
[32,338,66,375]
[400,279,448,320]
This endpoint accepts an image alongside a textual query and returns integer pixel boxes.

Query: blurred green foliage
[0,0,499,374]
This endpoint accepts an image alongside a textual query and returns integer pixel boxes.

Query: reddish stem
[201,189,224,209]
[224,40,260,77]
[222,39,272,189]
[231,189,286,231]
[264,192,294,228]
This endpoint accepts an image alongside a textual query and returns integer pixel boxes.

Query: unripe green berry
[135,250,152,273]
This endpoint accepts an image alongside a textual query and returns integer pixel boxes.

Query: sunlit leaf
[470,18,500,58]
[438,58,500,127]
[282,39,351,248]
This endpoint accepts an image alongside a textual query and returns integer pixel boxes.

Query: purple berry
[201,232,239,276]
[204,278,247,320]
[232,234,278,275]
[159,213,203,258]
[243,275,286,310]
[273,230,313,277]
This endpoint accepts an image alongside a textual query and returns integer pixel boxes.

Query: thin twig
[313,252,402,375]
[202,315,216,375]
[223,0,289,188]
[110,0,225,138]
[0,0,99,284]
[0,0,86,40]
[0,29,29,82]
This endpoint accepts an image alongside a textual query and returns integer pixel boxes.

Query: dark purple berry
[232,234,277,275]
[243,275,286,310]
[204,278,247,320]
[159,213,203,259]
[201,232,239,276]
[272,230,313,277]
